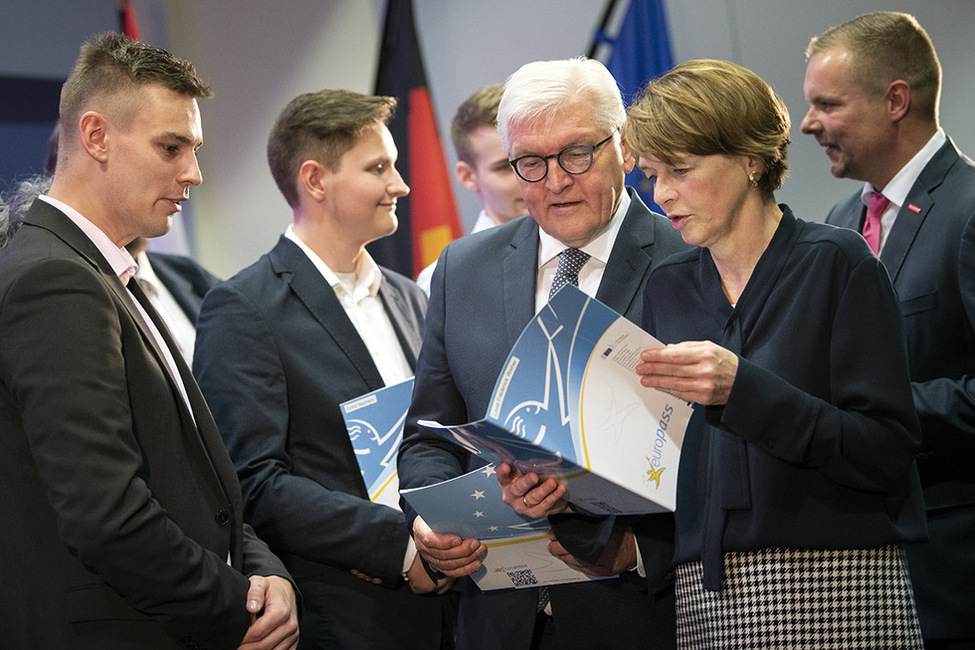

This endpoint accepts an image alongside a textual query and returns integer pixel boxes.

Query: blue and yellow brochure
[340,377,413,511]
[402,285,692,590]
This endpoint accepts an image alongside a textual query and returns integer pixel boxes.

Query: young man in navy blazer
[194,89,454,649]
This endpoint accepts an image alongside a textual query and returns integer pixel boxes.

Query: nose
[389,167,410,197]
[181,152,203,187]
[653,177,673,209]
[799,106,818,135]
[544,159,572,193]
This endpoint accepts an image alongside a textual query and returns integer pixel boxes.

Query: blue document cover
[341,377,413,511]
[401,463,608,590]
[419,285,692,515]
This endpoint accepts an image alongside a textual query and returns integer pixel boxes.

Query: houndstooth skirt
[675,546,923,649]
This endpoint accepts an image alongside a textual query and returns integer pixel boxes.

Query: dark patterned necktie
[549,248,590,299]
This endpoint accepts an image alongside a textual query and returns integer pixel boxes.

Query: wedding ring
[523,495,531,508]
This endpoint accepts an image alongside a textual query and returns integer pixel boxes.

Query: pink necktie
[862,191,889,254]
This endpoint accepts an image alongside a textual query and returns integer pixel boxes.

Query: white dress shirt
[534,189,631,311]
[862,127,946,253]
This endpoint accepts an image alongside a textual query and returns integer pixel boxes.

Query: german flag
[369,0,462,279]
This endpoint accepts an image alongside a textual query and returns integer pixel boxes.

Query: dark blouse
[642,205,928,590]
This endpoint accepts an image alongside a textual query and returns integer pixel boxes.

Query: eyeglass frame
[507,130,618,183]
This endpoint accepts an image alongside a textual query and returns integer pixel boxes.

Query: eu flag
[596,0,674,209]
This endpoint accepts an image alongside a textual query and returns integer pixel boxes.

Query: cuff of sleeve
[402,536,418,578]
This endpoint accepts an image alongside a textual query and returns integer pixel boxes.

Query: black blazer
[397,190,689,649]
[0,200,290,649]
[194,236,453,648]
[827,139,975,637]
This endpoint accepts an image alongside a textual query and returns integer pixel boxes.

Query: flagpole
[587,0,620,59]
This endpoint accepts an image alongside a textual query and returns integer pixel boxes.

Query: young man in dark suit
[193,89,454,648]
[802,12,975,647]
[397,57,689,649]
[0,33,297,649]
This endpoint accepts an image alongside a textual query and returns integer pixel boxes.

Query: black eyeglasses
[508,131,617,183]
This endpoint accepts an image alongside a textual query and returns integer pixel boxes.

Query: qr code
[507,568,539,588]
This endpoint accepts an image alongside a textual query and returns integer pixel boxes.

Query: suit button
[371,577,382,585]
[215,510,230,526]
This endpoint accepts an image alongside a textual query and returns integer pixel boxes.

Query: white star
[473,511,485,518]
[471,490,485,500]
[489,525,499,532]
[480,465,497,478]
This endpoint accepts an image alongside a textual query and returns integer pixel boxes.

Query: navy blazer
[146,251,220,324]
[398,189,688,649]
[0,200,290,649]
[194,236,453,648]
[826,139,975,637]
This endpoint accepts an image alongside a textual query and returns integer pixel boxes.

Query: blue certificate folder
[401,462,609,590]
[340,377,414,511]
[417,284,692,517]
[402,286,692,590]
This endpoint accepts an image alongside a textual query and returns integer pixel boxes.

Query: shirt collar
[37,195,138,283]
[537,188,631,268]
[862,127,946,208]
[284,224,382,300]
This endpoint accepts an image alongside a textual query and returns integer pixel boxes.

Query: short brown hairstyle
[623,59,790,197]
[449,84,504,165]
[266,89,397,208]
[806,11,941,122]
[59,33,211,152]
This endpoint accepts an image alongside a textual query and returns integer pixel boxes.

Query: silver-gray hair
[0,175,52,249]
[497,57,625,153]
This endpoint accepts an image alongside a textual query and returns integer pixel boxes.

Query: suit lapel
[126,279,232,502]
[502,218,541,352]
[597,190,657,318]
[881,141,957,283]
[377,274,422,369]
[270,238,386,390]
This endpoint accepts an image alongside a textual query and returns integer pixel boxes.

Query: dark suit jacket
[397,190,688,649]
[194,236,453,648]
[0,200,290,649]
[827,139,975,637]
[146,251,220,323]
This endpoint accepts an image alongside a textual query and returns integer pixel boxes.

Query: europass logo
[644,460,665,490]
[644,403,675,490]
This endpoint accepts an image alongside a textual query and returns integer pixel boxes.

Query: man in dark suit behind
[193,89,455,649]
[127,236,220,362]
[397,57,688,649]
[0,34,298,649]
[801,12,975,648]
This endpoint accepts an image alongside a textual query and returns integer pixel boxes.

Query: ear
[620,135,636,174]
[297,159,329,202]
[886,80,911,122]
[78,111,110,163]
[455,160,478,192]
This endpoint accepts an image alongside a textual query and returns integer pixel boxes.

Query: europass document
[403,285,692,590]
[340,377,414,511]
[401,463,609,590]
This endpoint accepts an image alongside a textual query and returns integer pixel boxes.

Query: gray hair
[497,57,625,153]
[0,176,53,249]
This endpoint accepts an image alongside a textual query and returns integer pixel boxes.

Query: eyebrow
[161,132,202,147]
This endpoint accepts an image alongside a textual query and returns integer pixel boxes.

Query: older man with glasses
[397,57,688,650]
